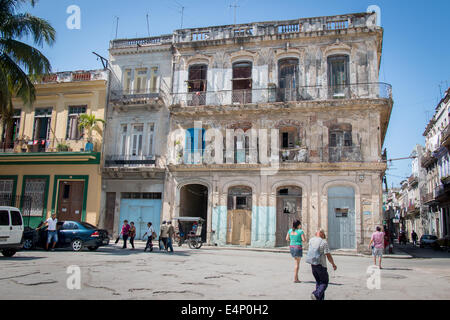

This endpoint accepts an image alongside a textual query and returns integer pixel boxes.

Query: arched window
[278,58,299,102]
[232,61,252,104]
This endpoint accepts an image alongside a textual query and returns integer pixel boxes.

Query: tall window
[124,69,132,93]
[1,109,21,147]
[185,128,205,164]
[148,123,155,155]
[150,67,158,93]
[33,108,52,152]
[134,68,147,94]
[66,106,86,140]
[278,59,299,102]
[232,61,252,104]
[120,125,127,155]
[329,124,354,162]
[327,55,349,97]
[188,64,207,106]
[131,124,144,156]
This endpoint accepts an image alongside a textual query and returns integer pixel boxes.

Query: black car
[23,221,110,251]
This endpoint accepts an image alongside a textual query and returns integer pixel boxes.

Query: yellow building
[0,70,108,228]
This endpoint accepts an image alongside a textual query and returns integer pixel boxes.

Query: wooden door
[57,181,85,222]
[276,197,302,247]
[227,209,252,246]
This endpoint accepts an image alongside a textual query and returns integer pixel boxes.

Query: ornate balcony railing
[110,89,161,104]
[104,155,157,168]
[441,125,450,149]
[328,145,362,162]
[421,151,438,168]
[171,83,392,107]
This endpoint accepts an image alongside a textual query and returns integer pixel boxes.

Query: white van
[0,206,24,257]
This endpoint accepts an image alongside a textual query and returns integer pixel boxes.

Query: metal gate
[119,199,162,240]
[327,186,355,249]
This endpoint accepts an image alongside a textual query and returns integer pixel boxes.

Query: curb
[111,241,414,259]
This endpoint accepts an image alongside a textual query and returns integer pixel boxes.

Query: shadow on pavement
[396,243,450,259]
[298,280,344,286]
[0,255,46,261]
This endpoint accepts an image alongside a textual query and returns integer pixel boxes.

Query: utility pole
[229,1,239,25]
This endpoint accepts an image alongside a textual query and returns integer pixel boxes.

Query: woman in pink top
[369,226,385,269]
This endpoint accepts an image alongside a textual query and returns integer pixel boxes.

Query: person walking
[118,220,130,249]
[143,222,156,252]
[369,226,385,269]
[286,220,306,283]
[129,222,136,250]
[306,229,337,300]
[159,221,168,251]
[37,213,59,251]
[167,221,175,253]
[411,230,418,246]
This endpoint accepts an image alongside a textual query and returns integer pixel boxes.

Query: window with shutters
[131,124,144,156]
[66,106,86,140]
[134,69,148,94]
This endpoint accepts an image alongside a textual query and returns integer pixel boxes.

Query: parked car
[419,234,438,248]
[432,235,450,251]
[23,221,109,251]
[0,206,24,257]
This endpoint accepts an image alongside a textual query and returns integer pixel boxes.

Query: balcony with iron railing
[0,138,96,154]
[441,125,450,149]
[171,83,392,107]
[172,147,310,166]
[421,151,438,168]
[328,145,362,163]
[104,154,158,168]
[110,88,163,105]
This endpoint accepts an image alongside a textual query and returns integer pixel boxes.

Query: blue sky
[22,0,450,187]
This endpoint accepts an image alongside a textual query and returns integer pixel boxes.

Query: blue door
[327,186,356,249]
[119,199,162,240]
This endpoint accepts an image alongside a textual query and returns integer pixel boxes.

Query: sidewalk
[116,240,414,259]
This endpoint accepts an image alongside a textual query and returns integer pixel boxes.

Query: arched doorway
[327,186,356,249]
[179,184,208,241]
[276,186,302,247]
[226,186,252,246]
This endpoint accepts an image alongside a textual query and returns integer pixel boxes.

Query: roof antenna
[146,12,150,37]
[229,0,240,25]
[114,16,119,39]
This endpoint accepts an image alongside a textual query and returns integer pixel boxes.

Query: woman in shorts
[286,220,306,283]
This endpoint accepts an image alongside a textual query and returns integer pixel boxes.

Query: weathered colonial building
[99,12,393,252]
[421,88,450,238]
[161,12,392,252]
[0,70,107,227]
[100,36,172,238]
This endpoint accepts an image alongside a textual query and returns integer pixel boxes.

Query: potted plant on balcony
[56,143,69,152]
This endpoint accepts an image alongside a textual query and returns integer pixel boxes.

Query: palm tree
[78,113,105,148]
[0,0,56,149]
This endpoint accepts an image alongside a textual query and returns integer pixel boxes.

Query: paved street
[1,242,449,300]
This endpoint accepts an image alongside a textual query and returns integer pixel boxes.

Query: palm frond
[1,13,55,47]
[0,38,51,75]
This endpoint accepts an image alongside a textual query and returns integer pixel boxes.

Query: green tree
[78,113,105,145]
[0,0,56,149]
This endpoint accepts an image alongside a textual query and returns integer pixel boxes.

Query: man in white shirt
[143,222,156,252]
[37,213,58,251]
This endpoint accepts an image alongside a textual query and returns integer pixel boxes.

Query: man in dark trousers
[411,230,418,246]
[307,229,337,300]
